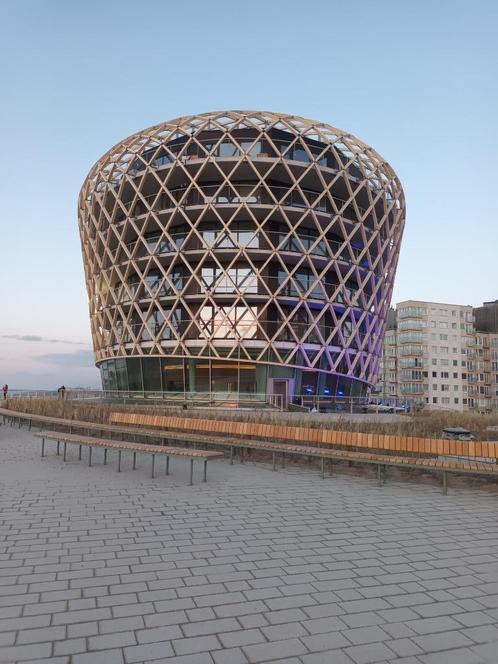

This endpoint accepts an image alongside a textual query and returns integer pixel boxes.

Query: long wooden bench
[109,411,498,462]
[34,431,223,485]
[107,412,498,493]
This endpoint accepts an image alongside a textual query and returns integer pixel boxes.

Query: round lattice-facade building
[78,110,405,403]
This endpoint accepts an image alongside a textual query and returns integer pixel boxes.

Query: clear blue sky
[0,0,496,388]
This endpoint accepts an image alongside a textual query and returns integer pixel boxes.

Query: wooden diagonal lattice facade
[78,110,405,395]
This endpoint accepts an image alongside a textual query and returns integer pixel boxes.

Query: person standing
[2,384,7,399]
[57,385,66,400]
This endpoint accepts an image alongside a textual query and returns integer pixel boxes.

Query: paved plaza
[1,425,498,664]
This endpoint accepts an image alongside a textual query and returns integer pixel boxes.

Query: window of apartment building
[453,360,458,366]
[454,385,459,391]
[463,398,468,404]
[441,371,449,378]
[432,371,437,378]
[454,398,459,404]
[432,384,437,391]
[452,347,458,353]
[440,359,449,366]
[441,384,449,391]
[451,322,457,329]
[453,372,458,378]
[442,397,450,404]
[433,397,438,403]
[440,346,449,353]
[432,359,437,365]
[462,372,467,379]
[431,345,437,352]
[461,361,467,368]
[440,334,448,340]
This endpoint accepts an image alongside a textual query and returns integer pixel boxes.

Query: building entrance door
[272,379,289,409]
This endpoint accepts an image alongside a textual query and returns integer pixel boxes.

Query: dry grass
[5,397,498,440]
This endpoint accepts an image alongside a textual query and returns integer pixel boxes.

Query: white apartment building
[378,300,475,411]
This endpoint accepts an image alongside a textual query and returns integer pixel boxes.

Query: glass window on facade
[161,359,185,392]
[127,358,143,391]
[142,358,162,392]
[218,141,240,157]
[240,141,261,158]
[202,228,259,250]
[201,267,257,294]
[199,305,258,339]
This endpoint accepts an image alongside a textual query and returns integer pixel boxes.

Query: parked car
[441,426,475,441]
[362,402,408,414]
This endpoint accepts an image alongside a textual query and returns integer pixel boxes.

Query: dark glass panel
[142,358,162,392]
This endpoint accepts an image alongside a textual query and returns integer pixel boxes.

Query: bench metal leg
[281,453,285,469]
[377,464,382,487]
[151,455,155,479]
[203,459,207,482]
[88,447,92,467]
[118,451,122,472]
[442,471,448,495]
[321,457,325,479]
[189,458,194,486]
[78,445,82,460]
[28,419,32,431]
[41,438,45,457]
[63,442,67,462]
[165,456,170,475]
[133,452,137,470]
[272,452,276,471]
[240,447,244,464]
[104,449,107,465]
[56,441,60,456]
[230,446,234,465]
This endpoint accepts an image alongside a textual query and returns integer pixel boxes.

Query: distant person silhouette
[2,384,8,399]
[57,385,66,400]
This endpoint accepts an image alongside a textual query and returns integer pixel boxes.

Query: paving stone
[183,617,240,637]
[0,644,52,662]
[302,652,355,664]
[74,649,124,663]
[386,637,424,657]
[219,628,265,647]
[16,625,66,644]
[412,630,474,652]
[302,631,351,651]
[242,637,308,662]
[343,625,390,645]
[124,641,175,662]
[89,631,137,650]
[172,634,221,655]
[344,642,396,663]
[212,647,248,664]
[53,638,87,656]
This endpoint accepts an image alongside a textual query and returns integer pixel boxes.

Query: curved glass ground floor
[98,356,368,401]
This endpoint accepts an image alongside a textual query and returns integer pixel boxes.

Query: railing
[115,185,371,223]
[98,317,374,346]
[119,231,371,269]
[297,396,419,414]
[131,139,358,174]
[3,390,421,414]
[4,389,284,410]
